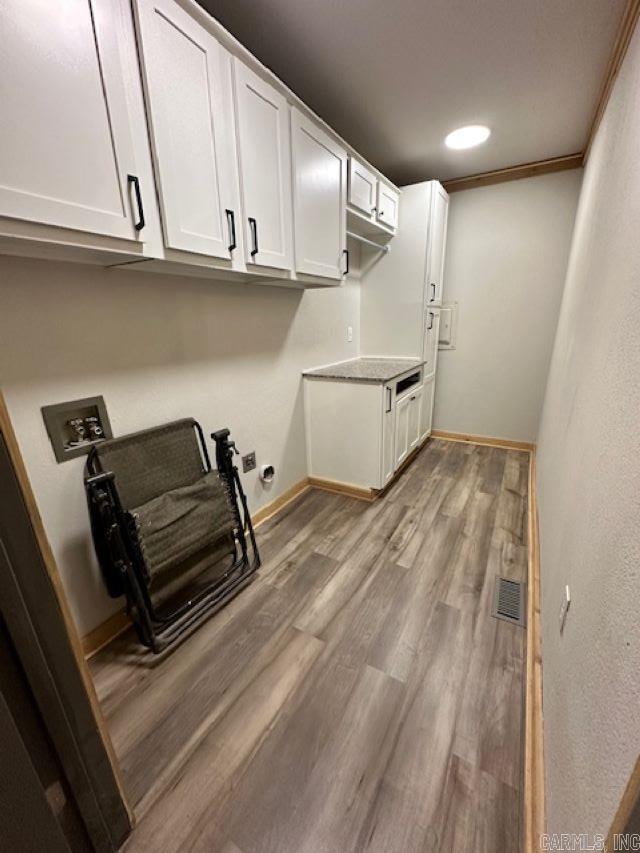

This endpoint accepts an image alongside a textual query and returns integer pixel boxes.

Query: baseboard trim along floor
[431,429,536,453]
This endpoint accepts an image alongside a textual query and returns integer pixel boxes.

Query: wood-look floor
[90,438,529,853]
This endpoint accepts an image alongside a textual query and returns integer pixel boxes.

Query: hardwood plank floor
[90,438,529,852]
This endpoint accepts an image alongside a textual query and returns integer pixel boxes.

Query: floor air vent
[492,577,526,627]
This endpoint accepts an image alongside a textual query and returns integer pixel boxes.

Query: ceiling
[199,0,625,185]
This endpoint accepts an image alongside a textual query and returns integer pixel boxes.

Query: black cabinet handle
[428,312,434,330]
[386,387,392,413]
[225,209,236,252]
[430,282,436,302]
[127,174,145,231]
[248,217,258,257]
[342,248,349,276]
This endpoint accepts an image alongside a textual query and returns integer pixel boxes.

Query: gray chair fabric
[93,418,206,510]
[93,419,236,601]
[130,471,234,581]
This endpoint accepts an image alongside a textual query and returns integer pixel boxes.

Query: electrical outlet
[347,325,353,343]
[242,451,256,473]
[559,584,571,633]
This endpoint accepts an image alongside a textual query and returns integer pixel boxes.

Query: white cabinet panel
[234,59,292,270]
[0,0,142,240]
[135,0,236,258]
[426,182,449,305]
[377,183,400,230]
[419,376,436,444]
[408,387,423,452]
[292,109,347,280]
[394,392,411,469]
[304,379,383,489]
[423,307,441,378]
[381,385,395,487]
[348,157,377,217]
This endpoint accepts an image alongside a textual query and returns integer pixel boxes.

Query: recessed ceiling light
[445,125,491,150]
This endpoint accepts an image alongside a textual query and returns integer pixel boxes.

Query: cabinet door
[0,0,142,241]
[423,308,441,378]
[426,182,449,305]
[348,157,377,218]
[234,59,293,270]
[376,183,400,230]
[381,385,395,487]
[394,393,411,469]
[419,376,436,444]
[135,0,236,258]
[408,388,423,451]
[292,109,347,280]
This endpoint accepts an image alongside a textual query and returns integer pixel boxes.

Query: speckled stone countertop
[303,357,425,383]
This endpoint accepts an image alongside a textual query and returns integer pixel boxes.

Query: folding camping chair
[84,419,260,652]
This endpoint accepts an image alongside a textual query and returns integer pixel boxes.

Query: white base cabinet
[305,365,431,492]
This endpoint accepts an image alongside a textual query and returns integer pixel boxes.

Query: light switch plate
[438,302,458,350]
[347,325,353,343]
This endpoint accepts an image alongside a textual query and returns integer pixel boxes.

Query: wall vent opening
[492,577,526,627]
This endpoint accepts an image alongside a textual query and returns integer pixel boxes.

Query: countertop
[302,357,425,383]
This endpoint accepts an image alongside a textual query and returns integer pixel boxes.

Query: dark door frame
[0,391,132,851]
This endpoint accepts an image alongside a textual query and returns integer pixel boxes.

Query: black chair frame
[85,424,260,653]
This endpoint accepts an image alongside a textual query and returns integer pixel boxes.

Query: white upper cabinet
[426,182,449,305]
[0,0,144,241]
[233,59,293,271]
[377,183,400,230]
[134,0,238,259]
[291,108,347,281]
[348,157,377,218]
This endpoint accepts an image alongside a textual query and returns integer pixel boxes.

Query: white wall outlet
[559,584,571,633]
[347,325,353,343]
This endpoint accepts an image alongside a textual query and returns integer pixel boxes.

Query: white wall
[536,23,640,839]
[0,257,359,636]
[433,170,582,442]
